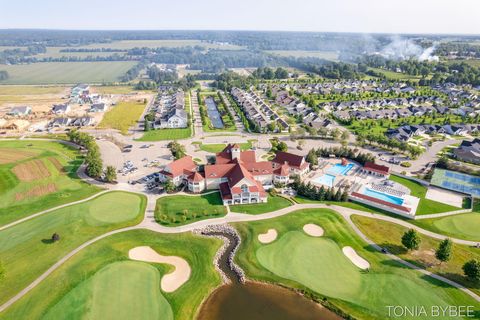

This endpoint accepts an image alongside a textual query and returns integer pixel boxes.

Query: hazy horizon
[1,0,479,35]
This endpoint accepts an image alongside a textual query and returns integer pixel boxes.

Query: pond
[197,228,343,320]
[205,97,224,129]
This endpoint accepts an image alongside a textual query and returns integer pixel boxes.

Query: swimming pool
[327,163,354,176]
[362,188,404,206]
[312,174,335,187]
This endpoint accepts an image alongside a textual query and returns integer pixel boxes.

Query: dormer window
[241,184,248,192]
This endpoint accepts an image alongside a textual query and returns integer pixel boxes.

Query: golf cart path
[2,202,480,313]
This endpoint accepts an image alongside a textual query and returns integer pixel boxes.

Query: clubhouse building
[159,144,310,205]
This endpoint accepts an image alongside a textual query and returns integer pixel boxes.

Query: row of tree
[292,178,349,202]
[401,229,480,281]
[314,146,376,165]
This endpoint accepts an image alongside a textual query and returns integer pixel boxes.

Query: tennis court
[431,168,480,197]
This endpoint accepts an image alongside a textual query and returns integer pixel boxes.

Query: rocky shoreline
[194,224,246,284]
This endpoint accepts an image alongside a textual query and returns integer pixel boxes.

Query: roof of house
[163,156,196,177]
[363,162,390,175]
[272,151,306,169]
[188,171,205,182]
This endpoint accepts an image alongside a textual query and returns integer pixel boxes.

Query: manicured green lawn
[231,196,292,214]
[412,212,480,241]
[390,175,459,215]
[0,140,101,226]
[234,209,480,320]
[42,261,173,320]
[196,140,256,153]
[155,192,227,225]
[137,128,192,141]
[0,191,146,306]
[352,215,480,296]
[98,100,146,134]
[1,229,222,320]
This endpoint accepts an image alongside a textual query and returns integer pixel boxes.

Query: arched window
[241,184,248,192]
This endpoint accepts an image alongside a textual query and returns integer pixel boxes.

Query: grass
[352,215,480,296]
[0,229,222,320]
[234,209,480,320]
[0,62,136,84]
[412,212,480,241]
[98,100,146,134]
[154,192,227,225]
[0,191,146,306]
[389,175,459,215]
[91,85,136,95]
[0,85,66,95]
[230,195,293,214]
[0,140,101,226]
[137,128,192,141]
[41,261,173,320]
[367,67,423,81]
[196,140,256,153]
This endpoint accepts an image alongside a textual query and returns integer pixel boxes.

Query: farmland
[75,39,244,50]
[0,140,101,226]
[98,99,147,134]
[0,62,136,85]
[265,50,339,61]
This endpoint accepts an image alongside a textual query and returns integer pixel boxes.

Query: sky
[0,0,479,34]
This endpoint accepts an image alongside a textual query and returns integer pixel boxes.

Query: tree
[401,229,421,251]
[340,130,350,142]
[105,166,117,183]
[463,260,480,281]
[51,233,60,242]
[0,260,5,281]
[306,149,318,167]
[164,179,176,193]
[435,239,453,264]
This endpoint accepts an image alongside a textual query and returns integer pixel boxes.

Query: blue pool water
[362,188,404,205]
[327,163,354,176]
[312,174,335,187]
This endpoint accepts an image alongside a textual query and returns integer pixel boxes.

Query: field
[0,191,146,306]
[0,62,136,85]
[98,99,147,134]
[265,50,339,61]
[76,39,243,50]
[230,195,292,214]
[412,212,480,241]
[154,193,227,225]
[91,85,136,95]
[367,67,423,81]
[0,85,68,110]
[137,128,192,141]
[1,229,222,320]
[352,215,480,296]
[389,175,459,215]
[0,140,101,226]
[234,209,479,319]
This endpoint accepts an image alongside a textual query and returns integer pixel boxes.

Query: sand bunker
[258,229,278,244]
[129,246,191,292]
[303,224,324,237]
[342,246,370,270]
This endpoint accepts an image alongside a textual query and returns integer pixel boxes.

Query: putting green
[87,192,143,225]
[430,213,480,241]
[257,231,461,319]
[42,261,173,320]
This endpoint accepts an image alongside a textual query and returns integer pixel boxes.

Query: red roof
[163,156,196,178]
[187,171,204,182]
[351,192,410,213]
[274,164,290,176]
[272,151,306,169]
[363,162,389,175]
[204,163,235,179]
[243,161,273,176]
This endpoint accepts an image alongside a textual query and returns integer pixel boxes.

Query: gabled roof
[272,151,305,168]
[364,162,389,175]
[164,156,196,177]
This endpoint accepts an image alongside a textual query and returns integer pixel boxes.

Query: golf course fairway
[42,261,173,320]
[414,213,480,241]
